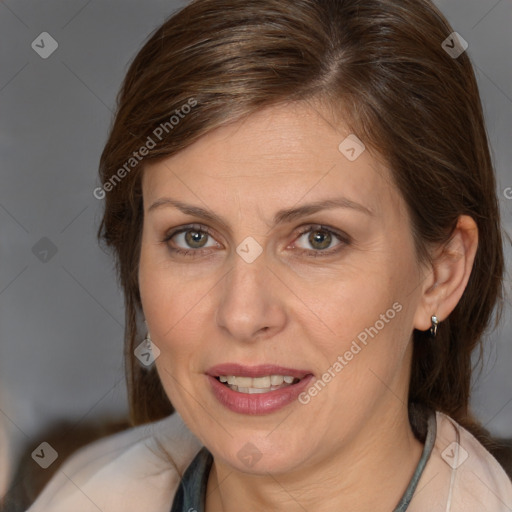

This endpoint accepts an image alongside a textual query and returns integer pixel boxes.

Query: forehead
[141,101,399,218]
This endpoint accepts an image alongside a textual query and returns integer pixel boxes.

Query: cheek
[138,246,219,381]
[139,258,210,407]
[296,263,399,351]
[302,286,414,422]
[140,273,207,352]
[303,246,417,380]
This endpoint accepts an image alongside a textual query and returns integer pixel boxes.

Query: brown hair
[97,0,504,447]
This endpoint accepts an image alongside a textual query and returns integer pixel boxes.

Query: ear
[413,215,478,332]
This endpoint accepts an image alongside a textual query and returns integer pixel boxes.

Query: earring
[144,332,152,349]
[143,320,152,349]
[430,315,439,337]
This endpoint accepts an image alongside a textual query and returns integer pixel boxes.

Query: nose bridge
[215,247,285,341]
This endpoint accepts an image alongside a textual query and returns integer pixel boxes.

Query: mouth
[215,374,302,394]
[206,364,313,414]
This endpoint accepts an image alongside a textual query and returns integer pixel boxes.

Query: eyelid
[163,223,216,240]
[293,224,351,243]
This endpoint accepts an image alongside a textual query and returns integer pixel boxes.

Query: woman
[27,0,512,510]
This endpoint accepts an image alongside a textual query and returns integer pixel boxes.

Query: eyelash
[161,223,350,259]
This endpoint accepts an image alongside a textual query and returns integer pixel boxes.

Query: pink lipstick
[206,364,314,415]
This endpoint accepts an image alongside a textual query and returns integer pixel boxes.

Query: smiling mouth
[215,375,302,394]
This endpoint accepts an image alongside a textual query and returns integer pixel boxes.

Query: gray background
[0,0,511,498]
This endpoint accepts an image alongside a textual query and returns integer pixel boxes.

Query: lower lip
[208,375,314,415]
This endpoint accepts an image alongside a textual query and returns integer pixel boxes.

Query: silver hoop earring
[143,319,151,346]
[430,315,439,337]
[144,330,152,350]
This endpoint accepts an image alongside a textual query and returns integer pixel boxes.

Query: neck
[205,404,425,512]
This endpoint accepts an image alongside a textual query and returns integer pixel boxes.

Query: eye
[162,223,350,259]
[292,225,349,256]
[162,224,220,256]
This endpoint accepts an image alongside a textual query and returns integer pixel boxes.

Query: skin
[138,100,478,511]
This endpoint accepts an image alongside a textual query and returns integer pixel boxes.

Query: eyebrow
[147,196,374,229]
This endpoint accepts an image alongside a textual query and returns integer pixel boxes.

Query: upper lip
[206,363,311,379]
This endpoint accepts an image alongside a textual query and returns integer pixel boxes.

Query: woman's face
[139,101,428,474]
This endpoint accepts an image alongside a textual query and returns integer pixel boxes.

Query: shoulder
[410,411,512,512]
[439,411,512,511]
[27,412,202,512]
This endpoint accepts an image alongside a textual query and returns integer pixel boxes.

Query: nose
[215,252,288,343]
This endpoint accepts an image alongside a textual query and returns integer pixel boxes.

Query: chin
[207,431,315,476]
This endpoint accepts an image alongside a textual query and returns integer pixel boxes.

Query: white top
[26,411,512,512]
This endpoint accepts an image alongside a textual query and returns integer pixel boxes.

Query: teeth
[218,374,298,391]
[252,376,271,388]
[228,385,285,394]
[236,387,268,394]
[234,376,252,387]
[270,375,284,385]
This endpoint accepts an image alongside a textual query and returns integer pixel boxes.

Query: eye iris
[308,229,331,250]
[185,230,207,248]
